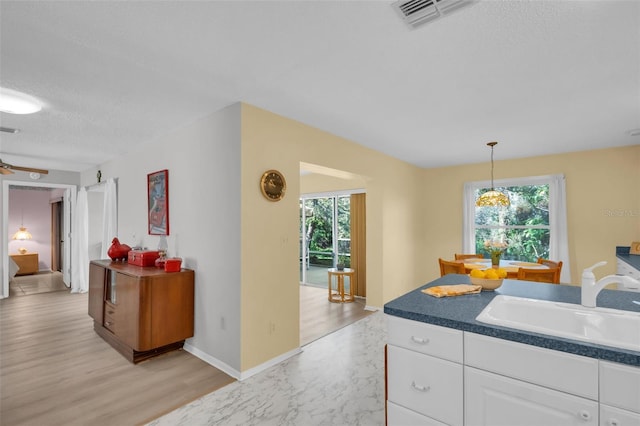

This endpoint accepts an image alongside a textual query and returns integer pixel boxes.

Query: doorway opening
[298,163,370,345]
[2,180,76,299]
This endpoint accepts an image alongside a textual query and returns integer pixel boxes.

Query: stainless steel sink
[476,295,640,352]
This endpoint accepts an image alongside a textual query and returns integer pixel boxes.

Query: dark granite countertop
[384,274,640,367]
[617,246,640,271]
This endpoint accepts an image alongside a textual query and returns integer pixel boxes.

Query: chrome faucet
[581,261,640,307]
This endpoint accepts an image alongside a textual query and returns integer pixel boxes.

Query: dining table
[456,258,548,279]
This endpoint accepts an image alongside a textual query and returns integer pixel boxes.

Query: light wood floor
[299,284,374,346]
[0,282,372,426]
[0,290,236,426]
[9,271,67,296]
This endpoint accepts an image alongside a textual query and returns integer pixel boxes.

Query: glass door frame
[299,189,359,286]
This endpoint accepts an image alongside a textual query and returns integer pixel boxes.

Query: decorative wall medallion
[260,169,286,201]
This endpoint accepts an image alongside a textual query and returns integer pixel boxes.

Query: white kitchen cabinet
[600,404,640,426]
[465,366,598,426]
[599,361,640,422]
[464,332,598,399]
[387,401,448,426]
[387,314,463,362]
[464,332,599,426]
[616,258,640,282]
[387,345,463,425]
[386,314,640,426]
[386,315,464,426]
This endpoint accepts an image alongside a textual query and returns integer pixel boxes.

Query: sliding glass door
[300,194,351,287]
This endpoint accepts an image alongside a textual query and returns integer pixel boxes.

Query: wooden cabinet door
[113,273,141,350]
[88,263,105,322]
[148,270,195,348]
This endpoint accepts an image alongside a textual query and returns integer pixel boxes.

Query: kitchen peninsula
[384,275,640,425]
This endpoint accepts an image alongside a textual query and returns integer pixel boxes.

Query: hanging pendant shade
[12,226,32,240]
[476,189,510,207]
[476,142,510,207]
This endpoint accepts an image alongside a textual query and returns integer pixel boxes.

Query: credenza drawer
[103,303,116,333]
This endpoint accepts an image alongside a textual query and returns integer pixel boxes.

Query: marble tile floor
[148,310,387,426]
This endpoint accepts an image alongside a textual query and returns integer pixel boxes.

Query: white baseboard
[237,347,302,381]
[183,343,302,382]
[364,304,379,312]
[182,343,241,379]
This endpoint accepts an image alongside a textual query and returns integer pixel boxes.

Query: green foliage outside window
[302,196,351,266]
[475,184,550,262]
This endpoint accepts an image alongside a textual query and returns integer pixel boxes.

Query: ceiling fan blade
[10,165,49,174]
[0,167,14,175]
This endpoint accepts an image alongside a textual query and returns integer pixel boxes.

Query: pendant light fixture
[476,142,510,207]
[12,210,33,254]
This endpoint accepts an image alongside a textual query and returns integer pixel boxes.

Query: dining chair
[537,258,563,283]
[517,267,560,284]
[439,258,466,277]
[454,253,485,260]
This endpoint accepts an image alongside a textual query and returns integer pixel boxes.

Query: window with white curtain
[463,174,571,283]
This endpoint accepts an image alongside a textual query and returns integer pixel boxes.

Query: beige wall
[73,99,638,376]
[240,105,638,371]
[240,104,425,370]
[420,145,640,283]
[300,171,366,194]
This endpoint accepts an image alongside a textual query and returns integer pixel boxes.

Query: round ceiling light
[0,87,43,114]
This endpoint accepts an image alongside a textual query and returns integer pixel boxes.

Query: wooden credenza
[10,253,39,275]
[88,259,195,363]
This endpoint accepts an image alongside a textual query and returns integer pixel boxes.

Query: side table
[327,268,355,303]
[10,253,39,276]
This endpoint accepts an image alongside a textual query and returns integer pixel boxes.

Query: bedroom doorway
[2,180,76,299]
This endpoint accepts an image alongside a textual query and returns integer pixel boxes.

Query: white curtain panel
[549,174,571,283]
[71,188,89,293]
[101,178,118,259]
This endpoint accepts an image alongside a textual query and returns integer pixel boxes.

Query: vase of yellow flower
[484,239,508,267]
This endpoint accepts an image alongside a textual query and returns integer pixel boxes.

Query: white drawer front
[464,332,598,400]
[465,366,598,426]
[387,344,463,426]
[387,401,448,426]
[387,314,463,362]
[600,361,640,414]
[600,404,640,426]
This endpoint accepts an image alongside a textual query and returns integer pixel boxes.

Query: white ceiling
[1,0,639,174]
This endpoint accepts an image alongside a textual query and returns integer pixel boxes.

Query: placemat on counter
[422,284,482,298]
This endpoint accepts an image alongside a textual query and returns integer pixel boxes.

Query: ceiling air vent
[393,0,474,29]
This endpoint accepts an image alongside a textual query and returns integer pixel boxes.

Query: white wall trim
[237,347,302,381]
[2,180,77,298]
[183,343,302,381]
[301,188,366,199]
[183,342,241,379]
